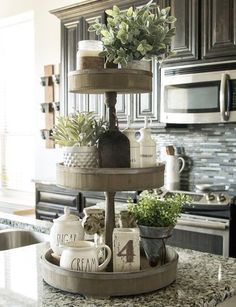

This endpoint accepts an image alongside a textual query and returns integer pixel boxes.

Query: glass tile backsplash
[153,123,236,191]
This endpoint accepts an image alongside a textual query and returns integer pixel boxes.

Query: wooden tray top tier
[56,163,164,192]
[68,69,152,94]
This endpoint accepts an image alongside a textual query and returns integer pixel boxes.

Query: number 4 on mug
[113,228,140,272]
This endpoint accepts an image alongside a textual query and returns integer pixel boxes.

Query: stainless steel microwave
[160,61,236,124]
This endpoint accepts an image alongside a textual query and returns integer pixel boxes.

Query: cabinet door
[61,13,105,117]
[202,0,236,59]
[132,61,160,127]
[81,12,106,119]
[61,19,83,115]
[106,3,133,127]
[116,94,131,127]
[127,1,163,127]
[163,0,199,63]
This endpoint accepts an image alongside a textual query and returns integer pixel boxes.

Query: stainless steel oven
[156,188,236,257]
[169,214,229,256]
[160,61,236,124]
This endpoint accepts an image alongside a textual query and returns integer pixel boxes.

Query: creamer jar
[50,206,84,256]
[60,241,111,272]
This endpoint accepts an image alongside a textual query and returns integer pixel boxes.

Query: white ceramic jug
[165,155,185,190]
[60,240,111,272]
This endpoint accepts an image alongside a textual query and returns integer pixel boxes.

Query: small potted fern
[88,0,176,68]
[52,112,108,168]
[128,190,191,266]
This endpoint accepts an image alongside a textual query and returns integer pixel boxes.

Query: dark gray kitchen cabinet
[132,61,161,126]
[162,0,199,63]
[51,0,236,124]
[60,18,82,116]
[60,11,105,117]
[202,0,236,59]
[81,12,105,119]
[35,183,138,222]
[35,183,84,221]
[51,0,163,128]
[163,0,236,64]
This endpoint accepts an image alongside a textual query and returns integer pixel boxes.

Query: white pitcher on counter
[164,146,185,191]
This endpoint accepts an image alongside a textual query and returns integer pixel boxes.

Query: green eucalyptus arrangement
[52,112,108,147]
[128,190,192,227]
[88,0,176,66]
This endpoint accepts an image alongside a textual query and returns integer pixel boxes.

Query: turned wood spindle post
[104,191,116,271]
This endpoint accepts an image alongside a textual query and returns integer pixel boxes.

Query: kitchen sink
[0,224,11,230]
[0,228,49,251]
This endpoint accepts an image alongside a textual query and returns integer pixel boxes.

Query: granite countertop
[0,212,52,234]
[1,214,236,306]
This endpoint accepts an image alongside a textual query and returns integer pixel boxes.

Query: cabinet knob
[217,193,226,202]
[206,192,215,201]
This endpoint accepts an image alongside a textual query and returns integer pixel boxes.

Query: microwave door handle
[226,77,231,119]
[220,73,230,121]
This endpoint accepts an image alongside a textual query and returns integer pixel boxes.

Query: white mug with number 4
[113,228,140,272]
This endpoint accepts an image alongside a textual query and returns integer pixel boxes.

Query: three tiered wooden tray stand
[42,68,178,297]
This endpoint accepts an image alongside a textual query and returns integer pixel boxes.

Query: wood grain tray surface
[41,247,178,297]
[68,69,153,94]
[56,163,165,192]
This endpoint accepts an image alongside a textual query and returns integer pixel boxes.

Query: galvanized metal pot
[123,60,151,71]
[138,225,174,267]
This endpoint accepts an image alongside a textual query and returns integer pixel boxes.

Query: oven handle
[177,218,229,230]
[220,73,230,121]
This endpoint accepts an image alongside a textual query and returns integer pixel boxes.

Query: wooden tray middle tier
[68,69,152,94]
[56,163,164,192]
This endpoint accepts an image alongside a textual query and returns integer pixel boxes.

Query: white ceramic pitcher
[165,155,185,191]
[60,241,111,272]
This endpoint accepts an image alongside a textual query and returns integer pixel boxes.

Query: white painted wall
[0,0,83,182]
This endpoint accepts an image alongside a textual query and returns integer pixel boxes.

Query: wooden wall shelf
[40,64,60,148]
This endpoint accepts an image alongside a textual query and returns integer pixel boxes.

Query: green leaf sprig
[128,190,192,227]
[52,112,108,147]
[88,0,176,66]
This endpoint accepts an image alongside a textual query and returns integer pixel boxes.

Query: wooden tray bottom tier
[41,247,178,298]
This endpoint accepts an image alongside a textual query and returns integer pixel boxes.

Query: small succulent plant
[52,112,108,147]
[128,190,192,227]
[88,0,176,66]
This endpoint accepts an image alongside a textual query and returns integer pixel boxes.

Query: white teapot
[50,206,84,256]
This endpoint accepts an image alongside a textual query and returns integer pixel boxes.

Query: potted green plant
[128,190,191,266]
[88,0,176,68]
[52,112,108,168]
